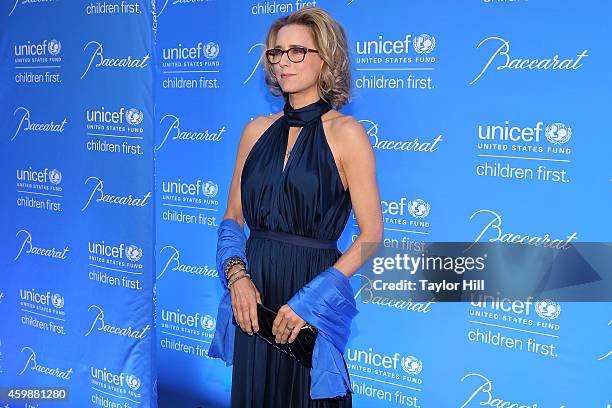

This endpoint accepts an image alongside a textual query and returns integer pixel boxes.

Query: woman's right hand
[229,267,261,336]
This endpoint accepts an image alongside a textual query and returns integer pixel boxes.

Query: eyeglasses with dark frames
[265,46,319,64]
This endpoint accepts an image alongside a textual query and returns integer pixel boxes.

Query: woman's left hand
[272,304,306,344]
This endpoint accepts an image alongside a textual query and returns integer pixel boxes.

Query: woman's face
[271,24,323,96]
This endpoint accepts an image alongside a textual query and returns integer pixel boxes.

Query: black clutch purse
[233,302,318,368]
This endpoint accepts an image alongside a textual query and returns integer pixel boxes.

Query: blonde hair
[262,6,352,109]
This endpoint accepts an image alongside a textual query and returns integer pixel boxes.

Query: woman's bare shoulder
[324,111,367,153]
[325,111,363,132]
[240,112,283,148]
[265,111,284,123]
[247,112,282,136]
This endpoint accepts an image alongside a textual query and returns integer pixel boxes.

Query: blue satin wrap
[208,218,248,365]
[208,219,359,400]
[287,266,358,399]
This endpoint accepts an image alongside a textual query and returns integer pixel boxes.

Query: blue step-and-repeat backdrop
[1,1,611,407]
[0,0,157,407]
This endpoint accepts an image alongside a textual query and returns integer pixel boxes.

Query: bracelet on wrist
[228,272,251,289]
[224,256,246,278]
[227,267,247,281]
[228,270,248,285]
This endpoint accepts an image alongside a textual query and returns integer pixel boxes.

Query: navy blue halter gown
[231,97,353,408]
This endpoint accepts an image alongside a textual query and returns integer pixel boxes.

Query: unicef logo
[408,199,430,219]
[535,299,561,320]
[202,181,218,198]
[125,108,143,126]
[200,314,216,330]
[413,34,436,54]
[125,374,141,391]
[51,294,64,309]
[204,42,219,59]
[48,39,61,55]
[545,123,572,145]
[401,356,423,375]
[49,169,62,185]
[126,245,143,262]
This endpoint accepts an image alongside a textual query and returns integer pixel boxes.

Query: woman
[209,6,383,408]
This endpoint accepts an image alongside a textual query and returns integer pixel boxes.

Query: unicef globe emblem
[125,374,142,391]
[413,34,435,54]
[401,356,422,375]
[49,169,62,185]
[48,39,61,55]
[408,199,430,219]
[535,299,561,320]
[204,42,219,59]
[126,108,144,126]
[202,181,218,198]
[126,245,143,262]
[545,123,572,145]
[200,314,216,330]
[51,294,64,309]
